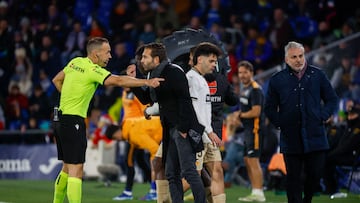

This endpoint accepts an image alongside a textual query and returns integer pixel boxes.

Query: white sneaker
[238,194,266,202]
[330,192,347,199]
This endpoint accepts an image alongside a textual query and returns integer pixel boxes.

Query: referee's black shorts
[55,114,87,164]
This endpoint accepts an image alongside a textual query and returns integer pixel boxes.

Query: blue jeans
[165,128,206,203]
[223,141,244,183]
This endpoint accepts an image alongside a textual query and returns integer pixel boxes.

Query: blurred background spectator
[0,0,357,130]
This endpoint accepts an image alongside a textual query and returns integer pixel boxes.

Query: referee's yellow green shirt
[59,57,110,118]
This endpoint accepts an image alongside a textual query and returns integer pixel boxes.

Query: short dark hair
[135,44,145,62]
[142,42,167,62]
[189,46,196,55]
[87,37,109,54]
[192,42,221,66]
[237,60,254,72]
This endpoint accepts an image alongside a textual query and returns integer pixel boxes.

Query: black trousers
[284,151,326,203]
[124,143,151,191]
[165,128,206,203]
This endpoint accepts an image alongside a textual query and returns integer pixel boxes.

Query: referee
[51,37,163,203]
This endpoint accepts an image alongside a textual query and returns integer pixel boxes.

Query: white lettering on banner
[39,157,61,174]
[0,159,31,172]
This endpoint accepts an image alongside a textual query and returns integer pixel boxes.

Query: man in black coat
[132,42,206,203]
[265,41,338,203]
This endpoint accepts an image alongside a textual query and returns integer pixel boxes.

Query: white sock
[252,188,264,196]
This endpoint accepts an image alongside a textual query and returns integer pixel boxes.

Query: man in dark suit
[131,42,206,203]
[265,41,338,203]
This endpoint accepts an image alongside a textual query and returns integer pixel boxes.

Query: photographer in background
[323,99,360,198]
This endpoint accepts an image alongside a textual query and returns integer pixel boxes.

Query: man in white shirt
[186,42,225,203]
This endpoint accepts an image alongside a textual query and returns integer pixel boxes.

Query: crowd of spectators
[0,0,359,132]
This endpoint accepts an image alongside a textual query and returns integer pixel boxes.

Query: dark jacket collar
[150,60,169,78]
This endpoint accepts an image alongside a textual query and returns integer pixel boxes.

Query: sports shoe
[238,194,266,202]
[139,192,157,201]
[330,192,347,199]
[113,192,133,201]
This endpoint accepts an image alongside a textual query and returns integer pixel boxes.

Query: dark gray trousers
[284,151,326,203]
[165,128,206,203]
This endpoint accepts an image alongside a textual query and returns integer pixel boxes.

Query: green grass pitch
[0,180,359,202]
